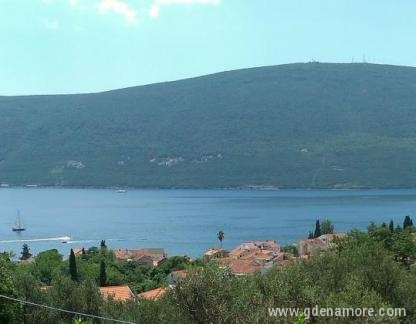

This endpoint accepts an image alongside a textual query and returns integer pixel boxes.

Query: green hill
[2,62,416,188]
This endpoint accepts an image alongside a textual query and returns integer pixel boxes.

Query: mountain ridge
[2,62,416,188]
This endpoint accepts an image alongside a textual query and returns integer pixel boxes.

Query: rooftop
[99,285,135,301]
[138,287,168,301]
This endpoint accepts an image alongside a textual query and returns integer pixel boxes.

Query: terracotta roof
[171,269,188,279]
[99,285,135,301]
[114,248,166,264]
[229,247,246,258]
[240,242,257,250]
[220,258,262,275]
[300,238,326,247]
[204,247,225,256]
[72,248,84,256]
[138,287,168,300]
[318,233,347,242]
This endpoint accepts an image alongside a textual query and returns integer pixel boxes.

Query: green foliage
[0,254,20,323]
[320,219,334,234]
[314,219,321,238]
[217,230,225,248]
[33,249,63,285]
[389,220,394,232]
[99,260,107,287]
[403,215,414,230]
[281,244,298,256]
[3,63,416,188]
[294,313,306,324]
[69,249,78,282]
[20,243,32,261]
[7,222,416,323]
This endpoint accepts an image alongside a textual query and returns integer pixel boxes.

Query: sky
[1,0,415,95]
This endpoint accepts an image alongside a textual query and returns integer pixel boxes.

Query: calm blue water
[1,188,415,258]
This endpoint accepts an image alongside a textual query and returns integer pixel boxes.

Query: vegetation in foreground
[0,219,416,323]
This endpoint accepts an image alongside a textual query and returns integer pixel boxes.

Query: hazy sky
[1,0,415,95]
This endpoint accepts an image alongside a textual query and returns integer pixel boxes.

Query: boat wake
[0,236,71,243]
[65,240,96,244]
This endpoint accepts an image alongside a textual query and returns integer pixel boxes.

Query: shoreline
[2,185,416,191]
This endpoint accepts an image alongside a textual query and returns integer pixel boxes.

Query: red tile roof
[113,248,166,265]
[171,269,188,279]
[99,285,135,301]
[220,258,262,275]
[138,287,168,300]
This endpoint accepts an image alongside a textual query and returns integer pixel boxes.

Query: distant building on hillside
[99,285,135,302]
[138,287,168,301]
[297,233,347,256]
[114,248,167,266]
[167,269,188,285]
[203,247,228,261]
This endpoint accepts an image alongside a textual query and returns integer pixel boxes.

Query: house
[136,255,154,267]
[297,233,347,256]
[297,238,326,256]
[167,269,188,285]
[99,285,135,301]
[114,248,167,266]
[229,240,280,259]
[204,247,228,261]
[219,258,263,276]
[72,248,85,256]
[138,287,168,301]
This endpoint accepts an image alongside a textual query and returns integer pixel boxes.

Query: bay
[1,188,415,258]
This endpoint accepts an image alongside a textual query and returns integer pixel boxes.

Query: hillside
[1,62,416,188]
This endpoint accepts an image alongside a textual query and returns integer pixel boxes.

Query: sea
[1,188,415,258]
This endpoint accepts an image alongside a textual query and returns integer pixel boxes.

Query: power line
[0,294,137,324]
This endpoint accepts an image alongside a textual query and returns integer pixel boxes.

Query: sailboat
[12,210,26,232]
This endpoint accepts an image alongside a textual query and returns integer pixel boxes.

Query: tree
[217,230,224,248]
[100,240,107,249]
[308,231,314,239]
[0,254,19,323]
[403,215,412,230]
[314,220,321,238]
[20,243,32,261]
[320,219,334,234]
[34,249,63,285]
[389,220,394,233]
[392,231,416,266]
[99,260,107,286]
[69,249,78,281]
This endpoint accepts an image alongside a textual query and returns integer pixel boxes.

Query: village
[56,230,347,303]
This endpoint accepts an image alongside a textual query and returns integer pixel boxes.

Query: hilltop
[2,62,416,188]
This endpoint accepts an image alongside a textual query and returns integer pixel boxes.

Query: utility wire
[0,294,137,324]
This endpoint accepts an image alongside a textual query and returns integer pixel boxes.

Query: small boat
[12,210,26,232]
[116,189,127,193]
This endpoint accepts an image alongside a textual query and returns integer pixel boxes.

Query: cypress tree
[403,215,412,229]
[69,249,78,281]
[217,230,224,248]
[99,260,107,287]
[308,231,314,239]
[389,220,394,233]
[314,220,321,238]
[20,244,32,261]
